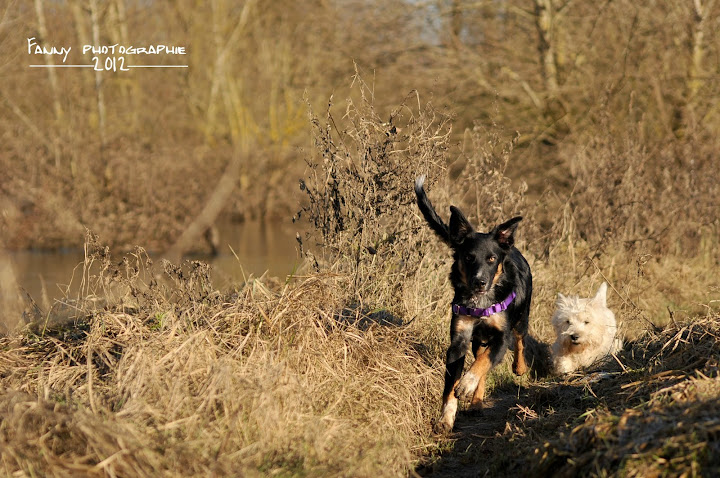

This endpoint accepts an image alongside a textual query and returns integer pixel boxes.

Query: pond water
[10,220,304,304]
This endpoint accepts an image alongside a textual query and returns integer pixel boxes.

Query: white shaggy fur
[551,283,622,374]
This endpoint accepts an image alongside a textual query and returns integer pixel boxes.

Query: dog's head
[552,283,614,346]
[448,207,522,296]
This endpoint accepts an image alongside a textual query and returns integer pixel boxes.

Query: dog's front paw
[433,417,454,434]
[433,400,458,434]
[454,371,479,401]
[553,357,574,375]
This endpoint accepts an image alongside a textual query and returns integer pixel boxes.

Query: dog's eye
[487,256,496,264]
[464,253,477,263]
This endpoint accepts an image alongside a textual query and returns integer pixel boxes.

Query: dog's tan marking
[455,311,506,332]
[512,330,528,376]
[491,262,503,286]
[483,312,507,332]
[453,316,475,334]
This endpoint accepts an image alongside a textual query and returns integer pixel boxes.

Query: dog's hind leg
[510,301,531,376]
[512,330,528,376]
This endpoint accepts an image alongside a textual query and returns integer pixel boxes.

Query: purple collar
[452,291,517,318]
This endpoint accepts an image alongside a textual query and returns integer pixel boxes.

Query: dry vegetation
[1,76,719,475]
[0,242,439,476]
[2,0,720,251]
[1,0,720,476]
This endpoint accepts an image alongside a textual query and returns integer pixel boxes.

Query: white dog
[551,283,622,374]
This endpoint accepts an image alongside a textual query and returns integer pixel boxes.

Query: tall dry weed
[297,79,543,388]
[519,111,720,336]
[298,74,453,310]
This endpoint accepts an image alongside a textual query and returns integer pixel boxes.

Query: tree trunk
[676,0,716,135]
[164,152,242,263]
[534,0,559,95]
[0,245,22,334]
[33,0,62,167]
[89,0,107,152]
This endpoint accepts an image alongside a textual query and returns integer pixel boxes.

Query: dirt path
[415,320,720,477]
[416,388,534,477]
[414,374,601,477]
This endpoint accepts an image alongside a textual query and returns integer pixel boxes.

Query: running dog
[551,282,622,374]
[414,176,533,434]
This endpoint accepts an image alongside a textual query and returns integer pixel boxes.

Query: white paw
[434,400,458,434]
[455,371,479,400]
[553,357,574,375]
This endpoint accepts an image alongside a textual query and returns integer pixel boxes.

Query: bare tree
[33,0,62,166]
[679,0,717,133]
[533,0,571,139]
[89,0,107,151]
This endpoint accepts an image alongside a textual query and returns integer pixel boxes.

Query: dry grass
[1,0,719,474]
[0,239,443,476]
[533,314,720,477]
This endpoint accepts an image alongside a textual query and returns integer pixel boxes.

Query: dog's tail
[523,333,554,379]
[414,176,451,245]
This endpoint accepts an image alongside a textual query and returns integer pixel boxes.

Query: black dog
[415,176,533,434]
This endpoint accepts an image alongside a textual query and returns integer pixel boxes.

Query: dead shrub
[298,75,451,304]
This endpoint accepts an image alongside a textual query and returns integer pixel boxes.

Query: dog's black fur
[415,176,535,433]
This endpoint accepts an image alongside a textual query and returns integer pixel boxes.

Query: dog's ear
[593,282,608,307]
[556,292,567,305]
[493,216,523,249]
[449,206,474,244]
